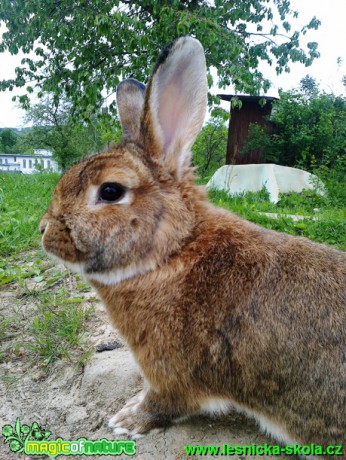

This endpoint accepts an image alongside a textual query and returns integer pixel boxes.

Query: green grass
[208,186,346,251]
[27,289,94,365]
[197,166,345,251]
[1,286,95,368]
[0,172,97,368]
[0,172,60,257]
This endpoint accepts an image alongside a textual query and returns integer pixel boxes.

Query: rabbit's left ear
[142,37,208,178]
[117,79,146,141]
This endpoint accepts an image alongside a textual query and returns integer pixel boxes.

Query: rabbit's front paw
[109,391,160,439]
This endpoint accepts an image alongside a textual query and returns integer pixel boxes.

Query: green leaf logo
[2,418,51,454]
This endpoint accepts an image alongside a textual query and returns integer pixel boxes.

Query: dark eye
[99,183,126,203]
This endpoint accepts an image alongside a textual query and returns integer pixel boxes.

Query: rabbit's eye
[99,183,126,203]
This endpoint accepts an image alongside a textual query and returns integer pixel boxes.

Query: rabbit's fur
[40,37,346,454]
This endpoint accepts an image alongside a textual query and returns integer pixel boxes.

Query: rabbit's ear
[117,79,146,141]
[142,37,207,178]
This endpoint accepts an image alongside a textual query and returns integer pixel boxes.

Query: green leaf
[15,417,21,438]
[64,298,85,304]
[294,222,307,230]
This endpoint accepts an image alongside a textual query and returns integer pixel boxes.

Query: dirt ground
[0,266,297,460]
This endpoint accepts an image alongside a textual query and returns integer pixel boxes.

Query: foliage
[20,96,118,169]
[0,128,19,153]
[312,165,346,209]
[192,110,228,178]
[0,1,320,118]
[242,88,346,171]
[299,74,319,97]
[22,96,99,169]
[96,115,122,149]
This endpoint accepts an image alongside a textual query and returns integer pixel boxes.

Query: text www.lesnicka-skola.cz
[184,443,343,456]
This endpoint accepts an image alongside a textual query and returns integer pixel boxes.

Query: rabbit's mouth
[40,216,157,285]
[40,217,87,266]
[42,226,157,286]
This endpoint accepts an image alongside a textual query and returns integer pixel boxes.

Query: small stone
[65,406,88,424]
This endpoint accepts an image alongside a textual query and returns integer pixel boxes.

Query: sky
[0,0,345,128]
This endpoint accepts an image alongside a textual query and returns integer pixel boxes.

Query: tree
[192,110,228,178]
[22,96,110,169]
[342,75,346,92]
[242,90,346,172]
[0,128,19,153]
[300,74,319,97]
[0,1,320,118]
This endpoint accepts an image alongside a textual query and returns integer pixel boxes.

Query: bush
[313,165,346,209]
[192,113,228,179]
[242,90,346,172]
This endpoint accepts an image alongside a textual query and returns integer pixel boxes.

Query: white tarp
[206,164,325,203]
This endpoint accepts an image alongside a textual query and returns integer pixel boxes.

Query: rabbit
[40,36,346,456]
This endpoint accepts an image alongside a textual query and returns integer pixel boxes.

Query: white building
[0,150,60,174]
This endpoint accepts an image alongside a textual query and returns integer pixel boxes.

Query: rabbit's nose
[40,223,47,235]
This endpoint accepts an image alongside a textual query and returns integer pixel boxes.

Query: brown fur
[40,37,346,456]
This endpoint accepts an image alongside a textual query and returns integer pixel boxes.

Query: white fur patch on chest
[86,259,157,285]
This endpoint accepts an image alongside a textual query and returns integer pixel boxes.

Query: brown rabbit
[40,37,346,455]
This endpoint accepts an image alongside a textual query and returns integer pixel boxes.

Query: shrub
[242,90,346,172]
[192,113,228,179]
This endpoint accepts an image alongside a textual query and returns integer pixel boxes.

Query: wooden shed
[219,95,277,165]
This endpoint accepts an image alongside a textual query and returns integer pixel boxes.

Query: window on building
[23,159,26,168]
[14,156,16,162]
[47,160,51,168]
[5,159,8,164]
[41,159,44,166]
[29,159,32,168]
[0,159,2,164]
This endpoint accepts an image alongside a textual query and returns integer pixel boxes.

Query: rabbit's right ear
[117,79,146,141]
[142,37,208,179]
